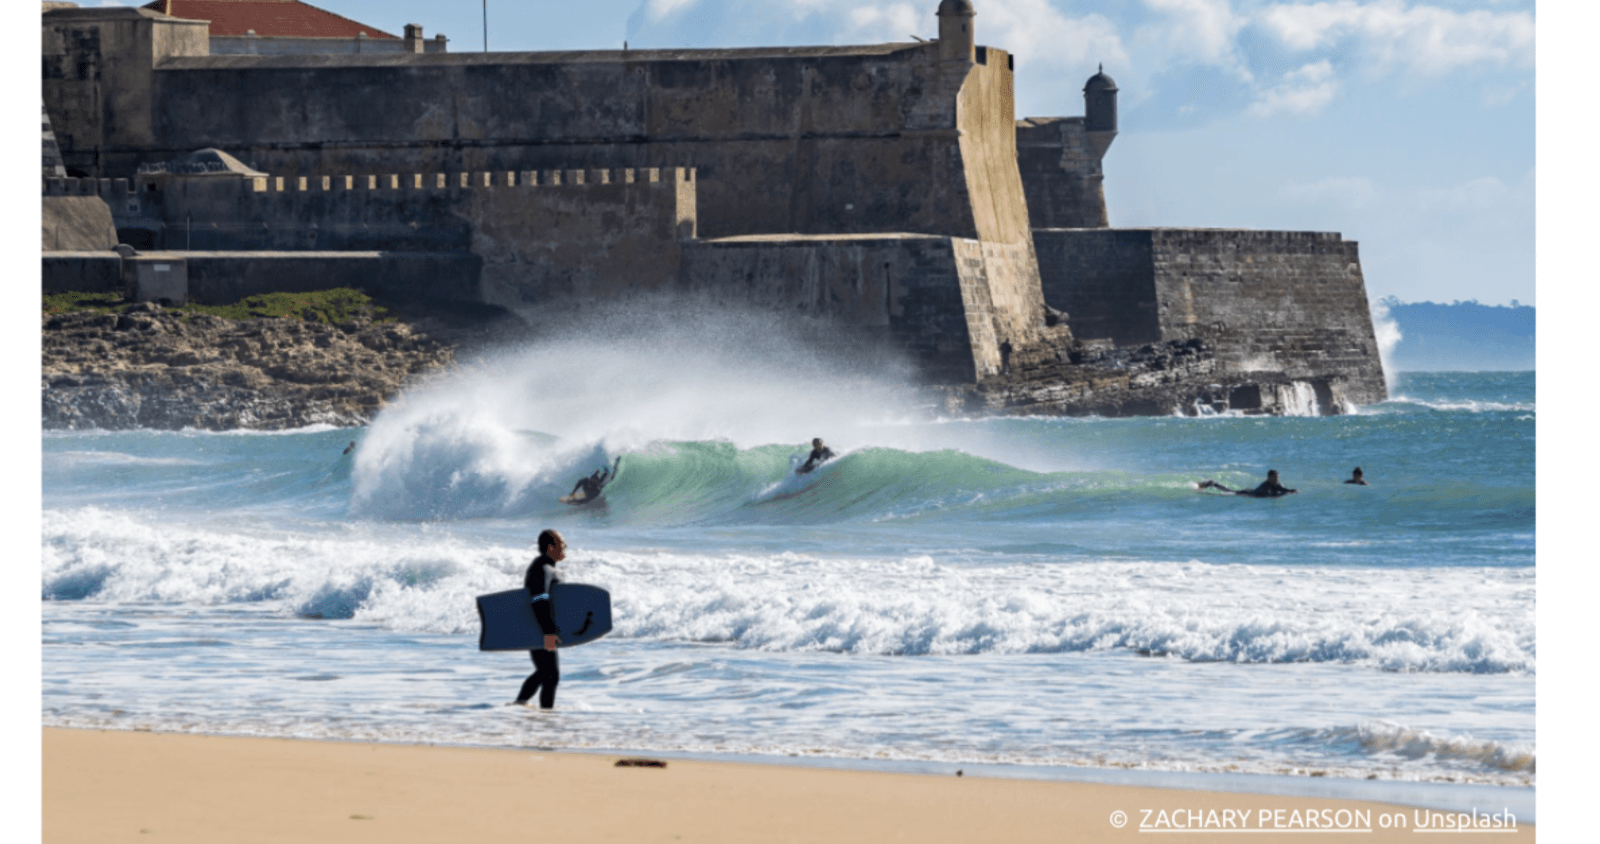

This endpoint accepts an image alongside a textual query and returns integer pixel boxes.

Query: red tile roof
[142,1,398,39]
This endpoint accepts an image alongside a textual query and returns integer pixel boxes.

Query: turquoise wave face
[43,372,1533,572]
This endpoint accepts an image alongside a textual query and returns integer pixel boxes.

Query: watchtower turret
[1084,64,1118,157]
[937,0,975,63]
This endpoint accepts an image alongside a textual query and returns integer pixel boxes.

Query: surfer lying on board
[1198,469,1298,497]
[513,529,565,709]
[799,438,835,474]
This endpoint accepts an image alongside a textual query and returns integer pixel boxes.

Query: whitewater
[41,326,1534,811]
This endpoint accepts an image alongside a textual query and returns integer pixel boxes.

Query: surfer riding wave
[797,438,835,475]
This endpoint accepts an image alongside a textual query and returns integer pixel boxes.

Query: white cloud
[1281,174,1378,207]
[1137,0,1248,68]
[1249,60,1339,115]
[1258,1,1534,75]
[843,3,924,43]
[977,0,1128,72]
[645,0,702,21]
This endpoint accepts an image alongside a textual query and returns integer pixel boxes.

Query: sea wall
[1035,228,1387,408]
[41,251,481,306]
[682,234,976,383]
[43,252,122,295]
[681,233,1068,384]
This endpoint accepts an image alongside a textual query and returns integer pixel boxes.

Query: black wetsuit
[517,554,561,708]
[571,473,602,500]
[1240,479,1295,498]
[800,447,834,473]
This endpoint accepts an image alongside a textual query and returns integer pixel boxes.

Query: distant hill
[1376,299,1534,372]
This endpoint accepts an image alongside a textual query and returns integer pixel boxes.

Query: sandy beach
[42,728,1530,843]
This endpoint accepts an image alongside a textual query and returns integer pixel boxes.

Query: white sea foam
[346,308,928,518]
[1386,396,1535,414]
[1369,299,1403,394]
[46,451,202,467]
[41,508,1534,674]
[1339,721,1534,773]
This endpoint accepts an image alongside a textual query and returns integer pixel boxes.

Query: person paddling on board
[512,529,565,708]
[1344,467,1368,485]
[1198,469,1298,497]
[799,438,835,474]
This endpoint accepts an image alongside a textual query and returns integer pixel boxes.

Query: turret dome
[1084,64,1117,93]
[938,0,975,17]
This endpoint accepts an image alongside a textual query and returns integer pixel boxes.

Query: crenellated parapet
[69,165,697,252]
[52,164,700,312]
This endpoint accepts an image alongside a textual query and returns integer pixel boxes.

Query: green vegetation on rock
[42,288,392,324]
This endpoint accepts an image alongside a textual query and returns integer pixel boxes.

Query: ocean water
[40,338,1534,808]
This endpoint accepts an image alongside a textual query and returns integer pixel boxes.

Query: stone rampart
[681,233,1069,384]
[1034,228,1387,409]
[41,251,481,306]
[43,252,123,295]
[1017,117,1109,228]
[682,234,975,382]
[42,195,117,251]
[50,167,696,310]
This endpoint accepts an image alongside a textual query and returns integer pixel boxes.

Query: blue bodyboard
[476,584,613,651]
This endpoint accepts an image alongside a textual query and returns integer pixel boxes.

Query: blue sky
[90,1,1538,306]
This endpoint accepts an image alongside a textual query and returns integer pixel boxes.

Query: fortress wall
[42,195,118,251]
[1146,229,1386,404]
[76,44,998,241]
[680,235,984,383]
[1035,228,1387,407]
[955,50,1030,246]
[949,239,1062,377]
[87,166,688,284]
[61,167,695,308]
[42,9,209,172]
[467,167,697,312]
[40,251,481,304]
[43,253,123,295]
[1016,118,1109,229]
[182,252,482,305]
[944,50,1055,368]
[1033,229,1160,346]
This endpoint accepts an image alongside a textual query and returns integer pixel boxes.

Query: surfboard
[475,584,613,651]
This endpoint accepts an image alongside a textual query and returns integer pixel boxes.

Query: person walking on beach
[513,529,565,708]
[1198,469,1297,498]
[1344,467,1368,485]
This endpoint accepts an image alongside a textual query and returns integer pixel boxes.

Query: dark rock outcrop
[42,303,454,430]
[940,337,1359,417]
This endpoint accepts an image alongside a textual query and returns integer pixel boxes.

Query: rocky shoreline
[42,303,455,431]
[43,303,1340,431]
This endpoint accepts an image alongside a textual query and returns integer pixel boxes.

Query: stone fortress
[41,0,1387,416]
